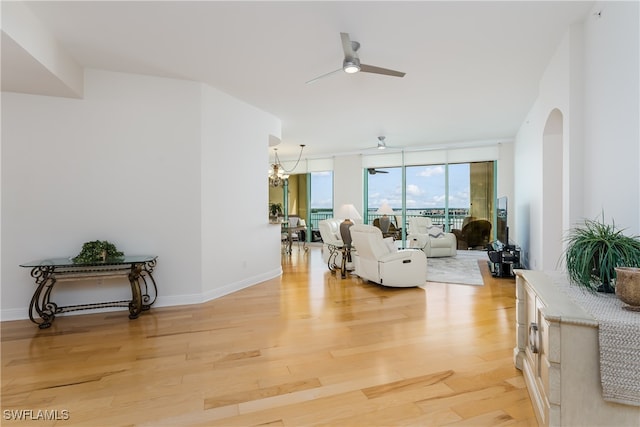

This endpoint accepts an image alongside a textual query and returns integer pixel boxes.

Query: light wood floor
[1,247,536,426]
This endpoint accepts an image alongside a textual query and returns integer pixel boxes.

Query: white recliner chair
[350,224,427,287]
[407,217,457,257]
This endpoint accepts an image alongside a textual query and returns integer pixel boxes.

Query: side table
[20,256,158,329]
[327,244,354,278]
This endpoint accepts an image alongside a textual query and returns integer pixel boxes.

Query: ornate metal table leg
[328,249,334,271]
[29,266,58,329]
[127,264,144,319]
[328,245,339,272]
[139,259,158,311]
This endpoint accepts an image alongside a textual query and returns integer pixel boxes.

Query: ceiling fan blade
[367,168,389,174]
[340,32,357,59]
[305,68,343,84]
[360,64,406,78]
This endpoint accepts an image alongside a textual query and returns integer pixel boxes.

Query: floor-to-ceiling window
[366,161,495,243]
[446,163,471,230]
[366,167,403,233]
[405,164,449,228]
[309,171,333,241]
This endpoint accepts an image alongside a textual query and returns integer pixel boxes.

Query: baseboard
[0,267,283,322]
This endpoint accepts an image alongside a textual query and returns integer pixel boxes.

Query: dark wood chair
[373,217,398,239]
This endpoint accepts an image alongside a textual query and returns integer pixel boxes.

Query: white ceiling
[2,1,594,159]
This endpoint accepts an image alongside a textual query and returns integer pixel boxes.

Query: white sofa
[350,224,427,287]
[407,217,457,257]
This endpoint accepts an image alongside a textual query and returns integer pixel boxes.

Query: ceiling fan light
[377,136,387,150]
[343,62,360,74]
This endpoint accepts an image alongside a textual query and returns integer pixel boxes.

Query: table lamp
[335,204,362,248]
[375,202,394,233]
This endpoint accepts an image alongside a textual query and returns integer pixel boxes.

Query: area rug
[426,250,486,286]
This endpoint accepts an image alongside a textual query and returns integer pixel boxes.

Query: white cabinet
[514,270,640,427]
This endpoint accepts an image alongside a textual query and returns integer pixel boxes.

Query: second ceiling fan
[306,32,406,84]
[368,136,395,174]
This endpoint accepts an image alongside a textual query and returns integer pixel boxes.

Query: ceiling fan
[367,168,389,175]
[368,137,391,175]
[368,136,400,152]
[306,32,406,84]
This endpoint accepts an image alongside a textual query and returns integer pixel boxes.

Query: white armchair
[407,217,457,257]
[350,224,427,287]
[319,218,344,267]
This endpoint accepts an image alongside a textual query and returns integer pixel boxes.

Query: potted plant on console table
[564,213,640,293]
[269,202,283,223]
[73,240,124,264]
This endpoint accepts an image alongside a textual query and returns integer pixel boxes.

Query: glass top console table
[20,256,158,329]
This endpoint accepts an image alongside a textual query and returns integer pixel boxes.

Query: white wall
[496,143,514,216]
[495,142,516,245]
[514,1,639,270]
[542,110,564,270]
[200,85,282,302]
[333,155,365,217]
[515,28,574,270]
[1,69,282,320]
[583,1,639,230]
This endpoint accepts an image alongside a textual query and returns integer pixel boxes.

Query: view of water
[309,208,470,232]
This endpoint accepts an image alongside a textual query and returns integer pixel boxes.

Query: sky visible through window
[310,164,471,211]
[369,164,470,210]
[310,171,333,209]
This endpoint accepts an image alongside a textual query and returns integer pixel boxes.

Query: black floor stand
[487,243,521,278]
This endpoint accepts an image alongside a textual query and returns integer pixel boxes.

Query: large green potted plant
[564,213,640,293]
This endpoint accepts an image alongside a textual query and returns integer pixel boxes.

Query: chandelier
[269,144,305,187]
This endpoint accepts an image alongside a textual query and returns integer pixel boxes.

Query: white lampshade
[376,202,394,216]
[335,204,362,221]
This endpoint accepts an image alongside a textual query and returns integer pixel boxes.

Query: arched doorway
[542,108,563,270]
